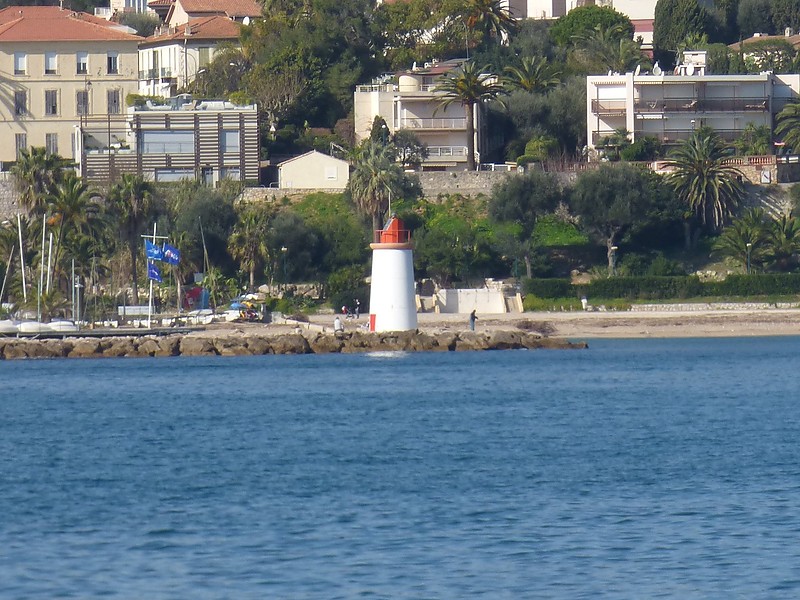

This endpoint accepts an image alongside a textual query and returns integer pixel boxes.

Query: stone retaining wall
[0,179,19,221]
[630,302,799,312]
[0,329,585,359]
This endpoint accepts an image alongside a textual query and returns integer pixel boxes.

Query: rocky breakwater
[0,329,586,360]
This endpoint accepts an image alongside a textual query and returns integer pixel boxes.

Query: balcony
[139,68,175,81]
[397,117,466,130]
[634,98,770,113]
[591,99,627,116]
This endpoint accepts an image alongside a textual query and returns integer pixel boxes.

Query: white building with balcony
[354,59,485,172]
[587,51,800,157]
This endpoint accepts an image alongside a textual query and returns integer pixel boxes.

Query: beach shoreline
[306,307,800,340]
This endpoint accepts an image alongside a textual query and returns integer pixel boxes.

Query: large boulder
[246,337,273,355]
[68,339,102,358]
[101,338,136,357]
[306,333,344,354]
[488,330,524,350]
[453,332,490,351]
[179,337,218,356]
[270,333,311,355]
[213,337,252,356]
[155,336,180,357]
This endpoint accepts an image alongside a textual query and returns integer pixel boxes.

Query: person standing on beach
[469,310,477,331]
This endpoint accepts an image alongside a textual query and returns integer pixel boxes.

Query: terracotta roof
[142,15,241,45]
[729,33,800,50]
[147,0,172,5]
[0,6,142,42]
[177,0,261,18]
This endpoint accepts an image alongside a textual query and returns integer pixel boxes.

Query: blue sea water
[2,337,800,598]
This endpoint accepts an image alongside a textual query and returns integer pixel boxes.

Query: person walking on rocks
[334,315,344,333]
[354,299,360,319]
[469,310,478,331]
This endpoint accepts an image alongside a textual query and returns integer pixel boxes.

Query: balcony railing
[427,146,467,158]
[398,117,466,129]
[356,83,395,93]
[591,99,627,115]
[634,98,770,113]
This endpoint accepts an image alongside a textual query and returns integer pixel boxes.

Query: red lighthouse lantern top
[375,215,411,244]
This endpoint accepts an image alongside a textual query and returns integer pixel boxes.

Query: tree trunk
[606,238,617,276]
[130,241,139,306]
[683,220,692,250]
[466,102,476,171]
[523,253,532,279]
[249,267,255,292]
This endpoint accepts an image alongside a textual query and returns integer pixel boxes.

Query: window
[325,166,338,180]
[107,89,120,114]
[45,133,58,156]
[45,52,57,75]
[45,90,58,116]
[142,131,195,154]
[107,52,118,75]
[220,130,240,153]
[14,52,26,75]
[77,51,88,75]
[199,47,210,67]
[14,90,27,116]
[15,133,27,158]
[155,168,195,182]
[77,90,89,116]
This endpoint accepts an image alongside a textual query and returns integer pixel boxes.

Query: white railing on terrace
[427,146,467,158]
[399,117,466,129]
[94,7,112,18]
[356,83,395,93]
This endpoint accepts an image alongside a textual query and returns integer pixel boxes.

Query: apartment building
[354,59,485,171]
[0,6,142,166]
[139,15,242,97]
[586,51,800,157]
[80,95,259,185]
[158,0,261,27]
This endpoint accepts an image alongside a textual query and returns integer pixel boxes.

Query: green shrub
[532,215,589,247]
[524,277,574,298]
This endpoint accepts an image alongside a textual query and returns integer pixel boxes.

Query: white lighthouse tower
[368,216,417,332]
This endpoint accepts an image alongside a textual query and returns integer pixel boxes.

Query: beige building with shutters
[277,151,349,190]
[0,6,142,166]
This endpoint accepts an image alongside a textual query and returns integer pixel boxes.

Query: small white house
[277,151,350,190]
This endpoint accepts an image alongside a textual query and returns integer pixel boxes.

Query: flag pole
[148,223,156,328]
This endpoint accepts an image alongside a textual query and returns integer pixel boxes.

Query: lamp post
[746,242,752,274]
[281,246,288,290]
[381,123,388,145]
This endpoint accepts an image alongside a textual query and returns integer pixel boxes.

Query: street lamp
[281,246,288,290]
[746,242,752,274]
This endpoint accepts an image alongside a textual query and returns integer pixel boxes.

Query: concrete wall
[435,288,507,314]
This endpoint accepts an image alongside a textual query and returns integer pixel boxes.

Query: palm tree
[47,172,100,281]
[503,56,562,94]
[712,208,768,273]
[463,0,517,44]
[436,62,506,171]
[229,206,272,291]
[664,131,745,234]
[108,174,158,305]
[765,213,800,271]
[10,147,71,217]
[348,140,404,232]
[571,23,650,74]
[775,102,800,152]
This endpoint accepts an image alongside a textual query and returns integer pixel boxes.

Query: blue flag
[163,243,181,265]
[148,261,162,283]
[145,240,164,261]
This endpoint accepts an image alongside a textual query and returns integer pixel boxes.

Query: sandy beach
[299,307,800,340]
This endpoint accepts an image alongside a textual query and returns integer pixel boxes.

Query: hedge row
[524,274,800,300]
